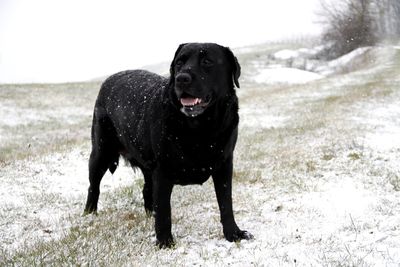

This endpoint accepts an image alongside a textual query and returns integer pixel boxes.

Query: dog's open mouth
[179,93,211,117]
[180,97,203,106]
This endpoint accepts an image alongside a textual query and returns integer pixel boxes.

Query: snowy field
[1,42,400,266]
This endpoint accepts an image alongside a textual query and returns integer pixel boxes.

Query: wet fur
[84,43,253,247]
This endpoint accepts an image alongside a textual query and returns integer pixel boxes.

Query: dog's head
[169,43,241,117]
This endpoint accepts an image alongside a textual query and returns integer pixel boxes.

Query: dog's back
[93,70,168,169]
[97,69,167,122]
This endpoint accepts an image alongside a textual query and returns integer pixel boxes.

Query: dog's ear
[170,43,187,78]
[225,47,241,88]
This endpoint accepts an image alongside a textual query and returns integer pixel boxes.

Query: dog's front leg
[152,167,174,248]
[212,156,254,242]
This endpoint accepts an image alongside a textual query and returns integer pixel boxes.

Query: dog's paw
[225,229,254,242]
[156,235,175,249]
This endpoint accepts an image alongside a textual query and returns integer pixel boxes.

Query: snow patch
[362,103,400,151]
[273,49,300,60]
[315,47,372,75]
[253,67,323,84]
[367,131,400,151]
[298,45,326,57]
[273,45,326,60]
[240,110,287,129]
[319,178,373,218]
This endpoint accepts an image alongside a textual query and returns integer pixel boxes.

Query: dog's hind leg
[84,149,109,214]
[84,109,119,214]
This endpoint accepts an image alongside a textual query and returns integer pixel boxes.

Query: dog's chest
[162,134,223,185]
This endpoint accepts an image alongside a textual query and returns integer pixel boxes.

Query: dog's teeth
[181,97,203,106]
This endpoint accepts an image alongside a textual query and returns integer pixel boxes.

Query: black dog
[84,43,253,247]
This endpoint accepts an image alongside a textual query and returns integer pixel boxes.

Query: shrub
[317,0,378,59]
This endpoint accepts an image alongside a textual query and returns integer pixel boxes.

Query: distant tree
[373,0,400,39]
[317,0,378,59]
[395,0,400,36]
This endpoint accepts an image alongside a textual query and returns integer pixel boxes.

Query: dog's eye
[175,55,188,68]
[176,60,184,67]
[201,58,213,67]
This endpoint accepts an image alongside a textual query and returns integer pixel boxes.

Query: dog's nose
[175,73,192,86]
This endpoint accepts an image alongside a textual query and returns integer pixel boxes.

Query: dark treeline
[318,0,400,59]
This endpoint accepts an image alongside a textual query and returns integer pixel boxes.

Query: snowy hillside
[1,42,400,266]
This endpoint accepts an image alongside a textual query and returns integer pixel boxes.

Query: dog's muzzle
[179,93,212,117]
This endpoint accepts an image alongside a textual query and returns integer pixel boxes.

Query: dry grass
[0,82,100,165]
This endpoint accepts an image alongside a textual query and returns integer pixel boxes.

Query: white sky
[0,0,322,83]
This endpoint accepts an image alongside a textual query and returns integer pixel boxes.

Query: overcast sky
[0,0,322,83]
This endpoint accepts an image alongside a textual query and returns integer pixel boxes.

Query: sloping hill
[1,43,399,266]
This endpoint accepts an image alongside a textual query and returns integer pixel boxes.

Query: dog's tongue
[180,97,201,106]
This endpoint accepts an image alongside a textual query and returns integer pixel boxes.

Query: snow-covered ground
[0,147,138,251]
[1,42,400,265]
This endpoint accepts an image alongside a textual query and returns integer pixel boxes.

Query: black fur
[84,43,253,248]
